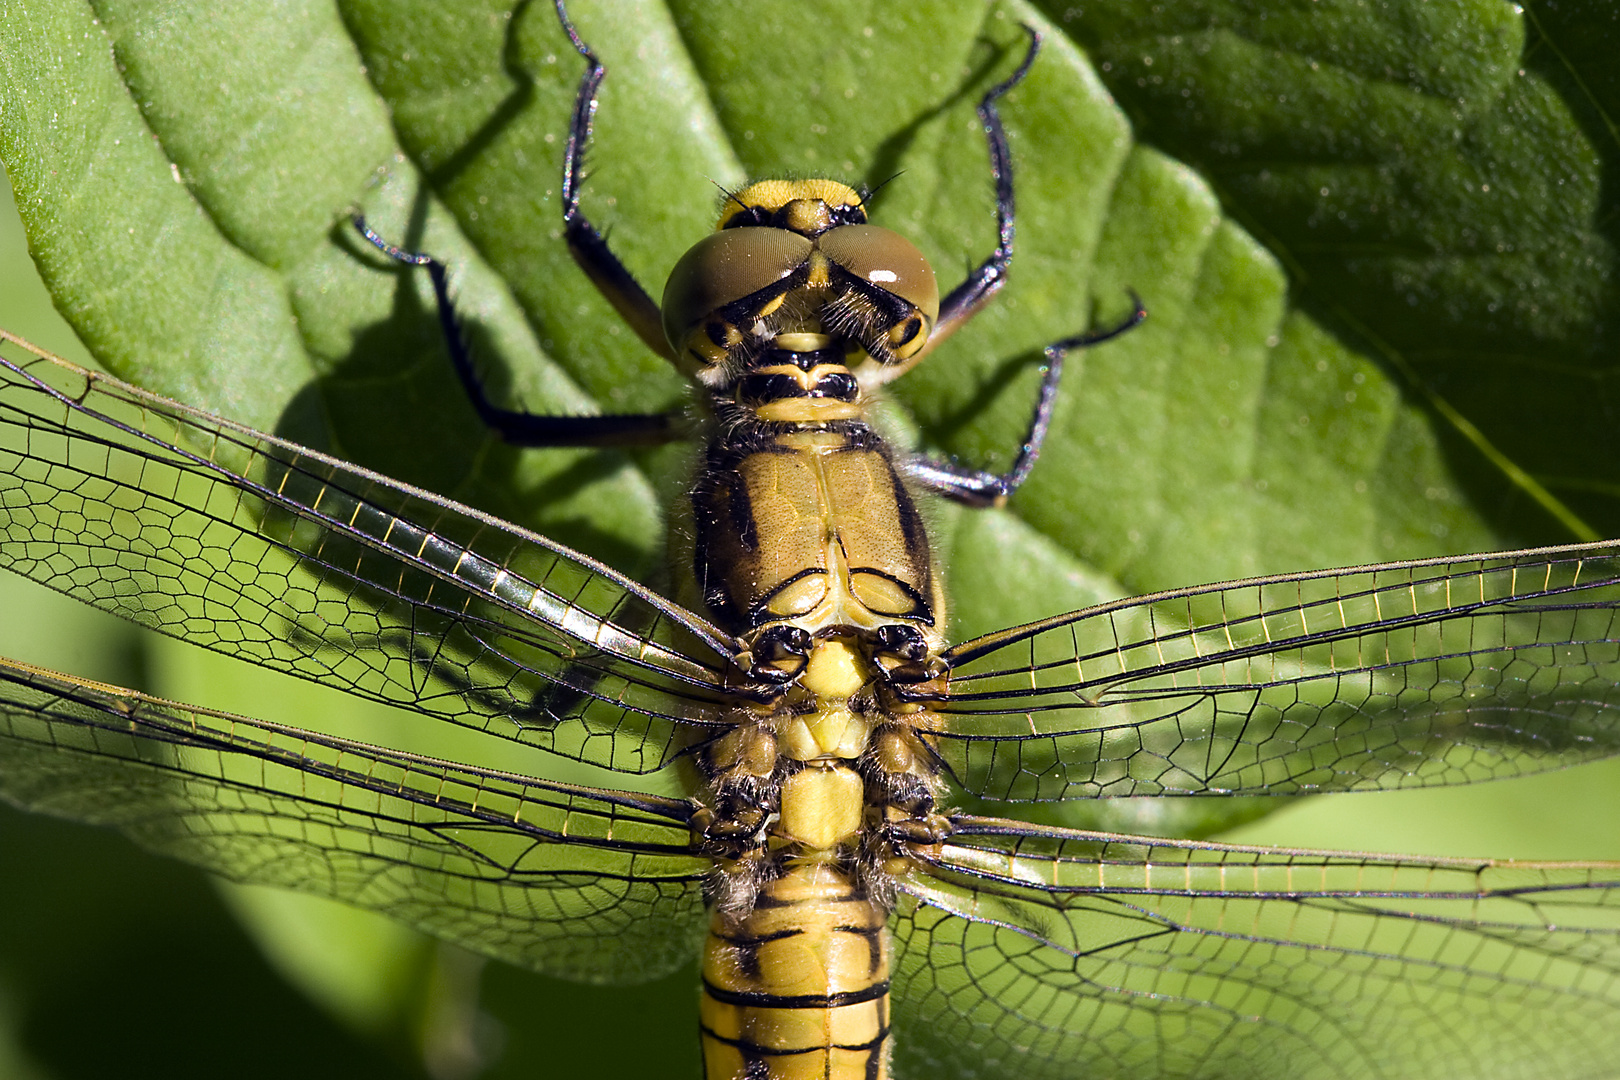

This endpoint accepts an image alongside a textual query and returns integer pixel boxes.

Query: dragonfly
[3,2,1620,1078]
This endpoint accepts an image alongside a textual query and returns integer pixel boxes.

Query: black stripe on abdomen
[701,977,891,1010]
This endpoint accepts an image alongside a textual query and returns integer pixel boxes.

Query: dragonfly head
[660,178,940,396]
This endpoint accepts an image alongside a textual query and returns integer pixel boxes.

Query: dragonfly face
[2,4,1620,1080]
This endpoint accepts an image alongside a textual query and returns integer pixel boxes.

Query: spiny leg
[907,296,1146,508]
[351,218,676,447]
[552,0,676,364]
[879,24,1146,505]
[868,24,1042,385]
[345,1,700,447]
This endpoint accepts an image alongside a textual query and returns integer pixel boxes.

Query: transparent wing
[0,656,709,982]
[0,334,742,775]
[928,549,1620,800]
[891,815,1620,1080]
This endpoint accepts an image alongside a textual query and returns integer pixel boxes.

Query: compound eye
[818,225,940,356]
[662,228,813,360]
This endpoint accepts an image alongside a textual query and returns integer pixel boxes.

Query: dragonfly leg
[551,0,678,365]
[904,295,1146,507]
[866,25,1040,387]
[352,218,678,447]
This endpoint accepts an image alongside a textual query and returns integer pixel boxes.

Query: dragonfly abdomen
[700,857,892,1080]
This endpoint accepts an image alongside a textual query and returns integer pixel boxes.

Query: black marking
[736,937,765,982]
[892,481,930,562]
[739,367,861,405]
[872,624,928,662]
[702,978,891,1010]
[811,369,859,401]
[740,372,809,402]
[835,921,886,976]
[848,567,933,626]
[706,319,735,348]
[716,925,805,949]
[749,884,858,911]
[836,425,887,453]
[757,346,847,372]
[701,1024,891,1057]
[748,567,826,627]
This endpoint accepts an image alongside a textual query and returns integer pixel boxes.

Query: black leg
[906,296,1146,508]
[551,0,675,364]
[871,25,1042,386]
[933,26,1040,336]
[349,1,689,446]
[352,217,677,448]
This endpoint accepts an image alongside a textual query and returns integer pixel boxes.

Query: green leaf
[4,1,1620,1078]
[1049,0,1620,543]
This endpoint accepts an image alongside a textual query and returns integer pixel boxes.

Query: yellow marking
[778,766,864,849]
[781,198,834,236]
[849,572,917,617]
[752,364,811,379]
[802,638,866,699]
[775,332,834,351]
[805,250,833,287]
[710,725,778,777]
[688,338,729,367]
[778,709,874,762]
[812,708,874,759]
[766,573,829,619]
[727,179,862,219]
[755,399,863,423]
[776,429,848,451]
[873,728,913,774]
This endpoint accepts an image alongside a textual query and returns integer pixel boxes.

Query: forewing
[930,547,1620,800]
[891,815,1620,1080]
[0,657,709,982]
[0,336,739,775]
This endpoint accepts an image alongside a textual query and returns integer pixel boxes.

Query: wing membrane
[0,336,740,774]
[929,549,1620,800]
[0,656,709,982]
[892,815,1620,1079]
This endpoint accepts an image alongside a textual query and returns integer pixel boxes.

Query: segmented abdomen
[700,862,891,1080]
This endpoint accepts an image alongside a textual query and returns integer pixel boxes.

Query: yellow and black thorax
[663,180,948,657]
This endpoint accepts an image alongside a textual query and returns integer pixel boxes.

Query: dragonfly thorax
[690,422,945,648]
